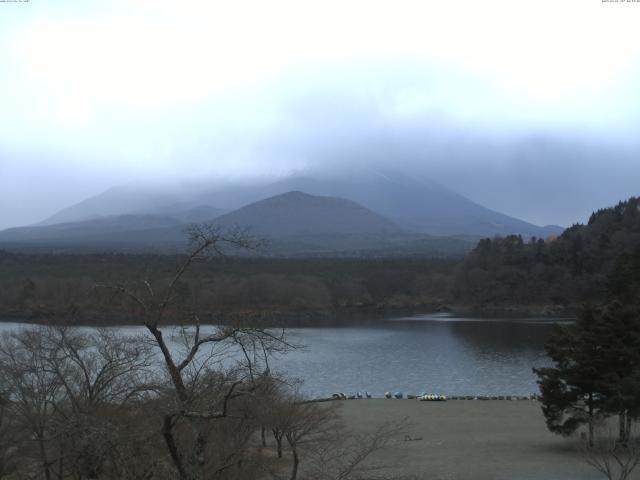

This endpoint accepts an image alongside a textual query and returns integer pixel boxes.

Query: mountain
[211,191,401,236]
[159,204,224,223]
[37,185,185,225]
[35,169,563,238]
[254,171,563,237]
[207,191,475,256]
[0,191,476,256]
[0,214,188,248]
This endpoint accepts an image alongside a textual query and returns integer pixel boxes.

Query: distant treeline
[0,253,456,325]
[2,197,639,324]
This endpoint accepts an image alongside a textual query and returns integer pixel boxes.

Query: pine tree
[536,301,640,444]
[591,302,640,444]
[534,306,606,446]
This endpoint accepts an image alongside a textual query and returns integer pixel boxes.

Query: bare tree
[303,419,409,480]
[98,224,292,480]
[580,423,640,480]
[259,384,411,480]
[0,328,63,480]
[40,327,157,412]
[283,400,337,480]
[42,327,157,480]
[0,376,17,479]
[0,324,162,480]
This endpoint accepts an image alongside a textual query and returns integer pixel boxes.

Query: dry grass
[335,399,615,480]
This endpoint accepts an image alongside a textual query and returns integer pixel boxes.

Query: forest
[453,196,640,309]
[0,197,638,325]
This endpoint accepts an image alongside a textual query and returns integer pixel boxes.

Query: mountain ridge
[34,169,563,238]
[0,190,475,256]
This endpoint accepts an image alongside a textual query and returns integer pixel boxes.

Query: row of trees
[0,251,455,325]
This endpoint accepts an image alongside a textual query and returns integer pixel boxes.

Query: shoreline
[312,395,540,402]
[0,303,577,327]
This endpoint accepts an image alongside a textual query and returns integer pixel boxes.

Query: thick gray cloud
[0,1,639,229]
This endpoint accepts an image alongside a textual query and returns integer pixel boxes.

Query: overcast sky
[1,0,639,229]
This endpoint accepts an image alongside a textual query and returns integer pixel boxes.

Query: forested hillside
[454,197,640,307]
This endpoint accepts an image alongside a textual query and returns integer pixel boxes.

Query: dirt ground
[334,399,630,480]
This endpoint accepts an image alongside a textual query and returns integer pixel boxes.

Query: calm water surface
[273,313,564,397]
[0,313,565,398]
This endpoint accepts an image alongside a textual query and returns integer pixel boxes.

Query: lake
[0,313,565,398]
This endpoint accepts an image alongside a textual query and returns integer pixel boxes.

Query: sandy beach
[334,399,617,480]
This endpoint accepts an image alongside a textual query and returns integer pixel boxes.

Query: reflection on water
[270,313,558,397]
[0,313,560,398]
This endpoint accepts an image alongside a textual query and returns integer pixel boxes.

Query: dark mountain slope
[211,191,401,236]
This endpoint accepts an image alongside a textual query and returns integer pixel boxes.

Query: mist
[1,0,639,230]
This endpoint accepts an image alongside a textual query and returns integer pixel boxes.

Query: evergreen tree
[601,249,640,443]
[534,306,606,446]
[593,302,640,444]
[608,247,640,307]
[536,274,640,445]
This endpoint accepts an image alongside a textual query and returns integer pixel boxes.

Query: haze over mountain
[0,214,187,249]
[255,171,562,237]
[40,188,223,226]
[0,188,476,256]
[34,169,562,240]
